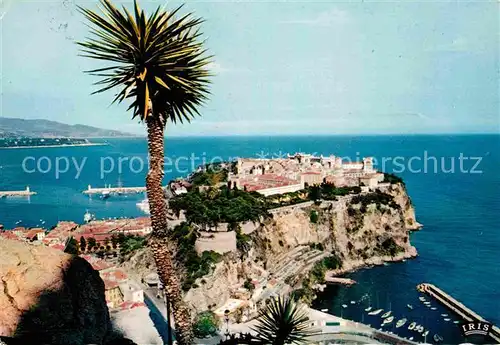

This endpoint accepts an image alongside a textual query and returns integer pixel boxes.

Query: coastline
[0,143,108,149]
[325,248,418,278]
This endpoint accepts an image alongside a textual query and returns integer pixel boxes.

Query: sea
[0,134,499,344]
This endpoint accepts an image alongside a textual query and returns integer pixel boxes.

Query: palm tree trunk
[146,117,193,345]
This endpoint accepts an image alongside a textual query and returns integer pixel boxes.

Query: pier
[417,283,500,343]
[324,272,356,285]
[83,185,167,195]
[0,186,36,197]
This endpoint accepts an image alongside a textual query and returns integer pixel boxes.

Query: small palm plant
[77,1,211,344]
[252,296,313,345]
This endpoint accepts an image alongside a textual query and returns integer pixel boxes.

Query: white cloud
[279,8,350,27]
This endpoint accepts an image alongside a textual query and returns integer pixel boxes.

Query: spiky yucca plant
[252,296,313,345]
[77,1,211,344]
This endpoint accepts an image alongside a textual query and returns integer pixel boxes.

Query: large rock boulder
[0,238,133,345]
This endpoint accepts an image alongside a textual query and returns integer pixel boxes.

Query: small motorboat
[342,304,348,308]
[453,320,460,324]
[383,316,394,325]
[407,304,414,310]
[433,334,443,342]
[419,296,426,302]
[441,313,448,317]
[321,308,328,312]
[431,307,437,310]
[416,325,424,333]
[444,318,451,322]
[365,306,373,312]
[396,318,407,328]
[424,301,431,305]
[426,304,432,308]
[369,309,383,316]
[423,330,429,337]
[381,311,392,318]
[350,300,356,304]
[408,322,417,330]
[409,337,414,341]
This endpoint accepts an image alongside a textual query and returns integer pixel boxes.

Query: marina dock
[0,186,36,197]
[324,272,356,285]
[417,283,500,342]
[83,185,167,195]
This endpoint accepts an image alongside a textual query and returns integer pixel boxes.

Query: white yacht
[368,309,383,316]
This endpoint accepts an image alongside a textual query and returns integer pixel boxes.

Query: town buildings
[228,153,385,196]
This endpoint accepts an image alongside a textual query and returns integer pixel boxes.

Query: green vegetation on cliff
[169,188,269,227]
[193,311,220,338]
[170,223,223,291]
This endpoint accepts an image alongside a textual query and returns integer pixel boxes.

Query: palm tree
[251,296,313,345]
[77,1,211,343]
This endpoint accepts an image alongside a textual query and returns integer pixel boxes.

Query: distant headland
[0,117,136,138]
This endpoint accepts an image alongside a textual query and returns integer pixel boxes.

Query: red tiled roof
[80,255,113,271]
[101,268,128,283]
[25,229,45,239]
[0,231,21,241]
[49,243,65,251]
[103,279,119,290]
[118,301,146,310]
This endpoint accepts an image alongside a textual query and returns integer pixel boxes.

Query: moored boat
[365,306,373,312]
[419,296,426,302]
[408,322,416,330]
[381,311,392,318]
[407,304,414,310]
[433,334,443,342]
[396,318,407,328]
[368,308,383,316]
[444,318,451,321]
[423,330,429,337]
[342,304,348,308]
[383,316,394,325]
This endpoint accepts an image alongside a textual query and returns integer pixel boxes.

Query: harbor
[417,283,500,343]
[82,184,168,196]
[0,186,36,197]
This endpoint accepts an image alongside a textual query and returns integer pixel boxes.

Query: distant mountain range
[0,117,136,138]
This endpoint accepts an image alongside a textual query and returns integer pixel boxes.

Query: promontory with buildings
[0,152,423,344]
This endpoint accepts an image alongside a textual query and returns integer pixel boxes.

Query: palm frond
[77,0,212,125]
[251,296,313,345]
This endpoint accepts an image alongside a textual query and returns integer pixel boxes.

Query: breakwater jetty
[417,283,500,342]
[0,186,36,197]
[83,185,167,195]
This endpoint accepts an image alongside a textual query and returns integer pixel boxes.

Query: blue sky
[0,0,498,136]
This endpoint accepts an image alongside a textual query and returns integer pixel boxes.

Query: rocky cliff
[126,183,420,316]
[0,239,133,345]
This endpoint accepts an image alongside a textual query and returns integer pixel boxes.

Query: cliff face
[183,183,420,313]
[254,183,419,274]
[126,183,420,315]
[0,239,131,345]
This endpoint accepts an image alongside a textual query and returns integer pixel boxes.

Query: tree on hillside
[64,237,79,255]
[77,1,211,343]
[87,237,97,252]
[80,236,87,252]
